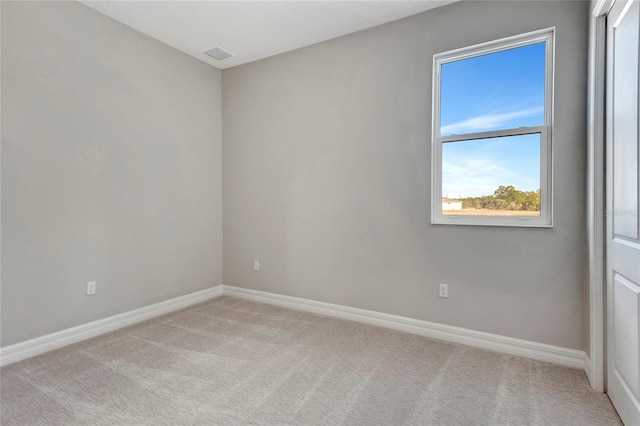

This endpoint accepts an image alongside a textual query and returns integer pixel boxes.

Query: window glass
[441,134,541,216]
[440,42,546,136]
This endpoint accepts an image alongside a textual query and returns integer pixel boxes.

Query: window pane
[442,134,541,216]
[440,42,545,136]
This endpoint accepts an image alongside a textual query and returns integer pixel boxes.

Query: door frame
[587,0,614,393]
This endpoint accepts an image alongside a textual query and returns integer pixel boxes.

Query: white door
[606,1,640,424]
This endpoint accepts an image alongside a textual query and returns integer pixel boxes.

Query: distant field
[443,209,540,217]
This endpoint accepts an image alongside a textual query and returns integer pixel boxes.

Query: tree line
[459,185,540,211]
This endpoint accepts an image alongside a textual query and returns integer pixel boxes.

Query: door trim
[587,0,613,392]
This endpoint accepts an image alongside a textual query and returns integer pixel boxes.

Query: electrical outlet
[87,281,96,296]
[439,283,448,298]
[253,260,260,271]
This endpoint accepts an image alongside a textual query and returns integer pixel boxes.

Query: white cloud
[442,158,510,198]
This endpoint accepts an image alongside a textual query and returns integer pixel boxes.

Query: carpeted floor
[0,296,622,425]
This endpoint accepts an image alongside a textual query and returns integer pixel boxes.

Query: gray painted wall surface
[223,1,589,350]
[1,1,223,346]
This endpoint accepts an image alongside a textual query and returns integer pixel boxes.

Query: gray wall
[1,1,223,346]
[223,1,589,350]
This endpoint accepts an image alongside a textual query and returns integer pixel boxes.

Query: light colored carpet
[1,296,621,425]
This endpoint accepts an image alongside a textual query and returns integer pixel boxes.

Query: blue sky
[440,42,545,198]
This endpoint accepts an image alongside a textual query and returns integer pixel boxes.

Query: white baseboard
[0,284,588,373]
[0,286,223,367]
[222,285,587,370]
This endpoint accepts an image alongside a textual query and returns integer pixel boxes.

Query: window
[431,28,554,227]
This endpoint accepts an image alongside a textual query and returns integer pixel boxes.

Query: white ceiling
[80,1,455,70]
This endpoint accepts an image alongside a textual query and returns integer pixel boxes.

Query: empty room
[1,0,638,424]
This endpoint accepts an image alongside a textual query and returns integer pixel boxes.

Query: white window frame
[431,28,555,227]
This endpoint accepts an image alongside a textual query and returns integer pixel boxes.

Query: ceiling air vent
[204,47,233,61]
